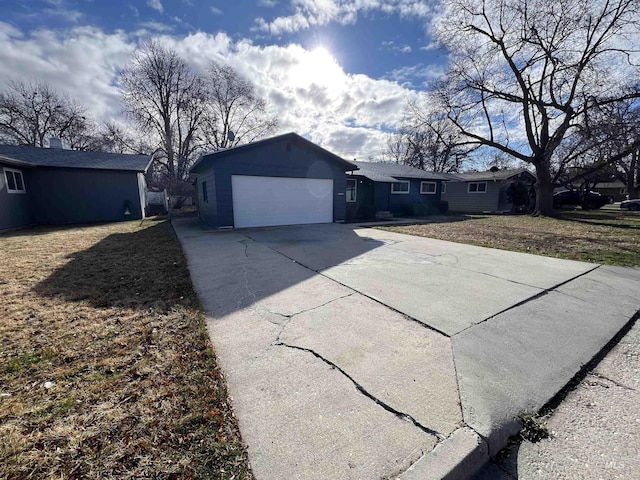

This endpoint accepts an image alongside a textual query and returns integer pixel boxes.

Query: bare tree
[201,62,278,151]
[120,40,208,185]
[0,80,92,147]
[557,99,640,199]
[432,0,640,215]
[393,102,473,172]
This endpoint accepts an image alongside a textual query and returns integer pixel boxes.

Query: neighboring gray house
[442,168,536,213]
[0,144,152,232]
[346,162,450,220]
[591,181,629,202]
[190,132,358,228]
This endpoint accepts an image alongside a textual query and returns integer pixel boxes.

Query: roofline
[349,172,449,182]
[142,155,154,174]
[452,168,536,182]
[0,150,152,173]
[0,155,36,168]
[190,132,359,173]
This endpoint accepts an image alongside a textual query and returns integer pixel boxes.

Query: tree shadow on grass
[33,221,196,311]
[556,211,640,230]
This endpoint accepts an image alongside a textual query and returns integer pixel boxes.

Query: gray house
[0,144,152,232]
[346,162,450,220]
[190,133,358,228]
[442,168,536,213]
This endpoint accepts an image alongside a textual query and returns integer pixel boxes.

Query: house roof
[348,161,452,183]
[445,168,535,182]
[190,132,358,173]
[0,144,152,172]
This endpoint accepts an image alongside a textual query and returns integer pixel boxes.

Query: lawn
[0,220,252,479]
[382,208,640,266]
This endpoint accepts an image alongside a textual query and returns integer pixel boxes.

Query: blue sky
[0,1,446,158]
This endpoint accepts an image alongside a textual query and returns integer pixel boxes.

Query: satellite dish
[489,165,500,172]
[227,130,235,142]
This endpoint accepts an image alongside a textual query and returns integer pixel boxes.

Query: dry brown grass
[383,209,640,266]
[0,220,252,479]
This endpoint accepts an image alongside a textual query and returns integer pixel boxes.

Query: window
[202,181,208,202]
[346,178,357,202]
[420,181,437,194]
[442,182,447,194]
[4,168,25,193]
[468,182,487,193]
[391,181,410,194]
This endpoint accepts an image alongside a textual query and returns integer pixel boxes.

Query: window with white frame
[346,178,357,202]
[420,181,437,194]
[4,167,25,193]
[391,181,410,194]
[468,182,487,193]
[442,182,447,194]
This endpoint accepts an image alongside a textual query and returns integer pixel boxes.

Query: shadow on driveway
[172,218,385,318]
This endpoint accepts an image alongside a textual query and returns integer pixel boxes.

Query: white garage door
[232,175,334,228]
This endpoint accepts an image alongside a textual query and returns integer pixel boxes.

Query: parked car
[553,190,610,209]
[620,198,640,211]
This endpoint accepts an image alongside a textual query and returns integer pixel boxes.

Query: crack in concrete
[274,341,446,442]
[243,232,450,338]
[268,292,356,320]
[588,372,637,391]
[453,265,602,337]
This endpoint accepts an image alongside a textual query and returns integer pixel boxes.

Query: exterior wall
[443,180,502,213]
[0,163,32,231]
[593,186,627,202]
[196,168,217,225]
[387,178,443,215]
[373,182,390,212]
[28,167,144,224]
[195,138,349,227]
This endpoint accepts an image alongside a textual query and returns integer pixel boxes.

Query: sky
[0,0,448,160]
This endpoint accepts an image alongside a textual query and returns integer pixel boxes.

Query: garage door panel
[232,175,333,228]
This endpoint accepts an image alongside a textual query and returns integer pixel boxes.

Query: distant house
[591,181,628,202]
[442,168,536,213]
[345,162,450,220]
[0,144,152,232]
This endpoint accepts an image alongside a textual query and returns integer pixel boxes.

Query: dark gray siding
[387,178,443,214]
[197,168,217,225]
[373,182,390,212]
[0,164,32,231]
[442,181,502,212]
[28,167,144,224]
[196,138,349,227]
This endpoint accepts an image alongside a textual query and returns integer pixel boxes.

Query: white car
[620,198,640,211]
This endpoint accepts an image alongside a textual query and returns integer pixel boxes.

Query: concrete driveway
[172,218,640,480]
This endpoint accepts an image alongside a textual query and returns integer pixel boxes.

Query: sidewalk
[474,315,640,479]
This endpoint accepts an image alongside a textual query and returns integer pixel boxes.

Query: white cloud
[147,0,164,14]
[0,26,418,160]
[137,21,174,33]
[258,0,279,6]
[255,0,436,35]
[210,6,223,15]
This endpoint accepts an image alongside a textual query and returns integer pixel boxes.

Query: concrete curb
[397,428,488,480]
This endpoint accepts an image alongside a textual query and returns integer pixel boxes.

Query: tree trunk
[628,150,639,200]
[533,162,555,216]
